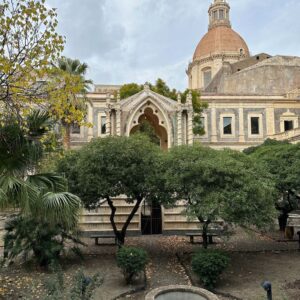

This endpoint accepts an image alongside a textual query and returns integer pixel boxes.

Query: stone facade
[72,0,300,235]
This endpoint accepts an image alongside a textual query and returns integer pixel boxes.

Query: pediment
[120,89,178,113]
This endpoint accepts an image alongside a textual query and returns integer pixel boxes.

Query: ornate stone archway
[104,84,194,148]
[130,107,169,149]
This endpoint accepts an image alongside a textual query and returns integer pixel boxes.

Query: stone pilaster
[266,106,275,136]
[106,94,111,136]
[211,105,217,143]
[87,102,93,141]
[238,107,245,142]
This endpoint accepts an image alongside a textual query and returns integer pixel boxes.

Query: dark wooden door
[141,201,162,235]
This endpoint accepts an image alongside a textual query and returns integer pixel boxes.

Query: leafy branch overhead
[0,0,91,135]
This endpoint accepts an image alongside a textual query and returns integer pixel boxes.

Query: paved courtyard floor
[0,227,299,299]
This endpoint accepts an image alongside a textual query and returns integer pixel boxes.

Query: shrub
[116,247,148,284]
[44,264,102,300]
[3,216,85,267]
[191,249,230,289]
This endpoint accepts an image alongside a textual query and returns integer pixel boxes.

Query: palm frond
[41,192,82,229]
[0,175,39,214]
[27,173,67,193]
[26,110,53,139]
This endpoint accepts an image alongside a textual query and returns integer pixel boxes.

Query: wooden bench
[90,234,117,246]
[185,232,219,244]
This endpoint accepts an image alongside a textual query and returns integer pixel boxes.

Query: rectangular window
[250,117,260,135]
[284,120,293,131]
[203,70,212,88]
[223,117,232,135]
[213,10,218,20]
[219,9,224,19]
[101,116,106,134]
[71,124,80,134]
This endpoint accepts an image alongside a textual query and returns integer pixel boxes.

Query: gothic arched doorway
[130,107,168,150]
[141,200,162,235]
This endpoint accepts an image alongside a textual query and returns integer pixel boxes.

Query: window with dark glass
[219,9,224,19]
[250,117,260,135]
[284,120,293,131]
[71,124,80,134]
[101,116,106,134]
[223,117,232,135]
[213,10,218,20]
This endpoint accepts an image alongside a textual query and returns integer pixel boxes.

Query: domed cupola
[187,0,250,90]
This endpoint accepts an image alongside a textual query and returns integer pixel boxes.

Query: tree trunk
[106,197,123,247]
[63,124,71,150]
[120,196,143,245]
[107,196,143,247]
[202,223,208,249]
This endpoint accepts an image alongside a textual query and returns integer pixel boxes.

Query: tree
[55,57,93,149]
[0,0,64,121]
[57,135,168,246]
[119,83,143,99]
[0,0,89,138]
[133,120,160,145]
[0,109,81,228]
[245,139,300,230]
[119,79,207,135]
[165,145,276,248]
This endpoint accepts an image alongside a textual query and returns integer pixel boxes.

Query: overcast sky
[46,0,300,91]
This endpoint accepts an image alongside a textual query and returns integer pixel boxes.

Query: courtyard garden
[1,1,300,300]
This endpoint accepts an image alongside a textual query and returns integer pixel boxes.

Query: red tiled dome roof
[193,26,250,60]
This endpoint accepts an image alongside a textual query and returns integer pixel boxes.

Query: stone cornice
[187,53,248,74]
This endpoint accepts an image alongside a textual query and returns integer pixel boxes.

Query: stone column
[187,111,194,145]
[177,94,182,146]
[106,110,111,136]
[177,111,182,146]
[116,110,121,136]
[116,91,121,136]
[238,107,245,142]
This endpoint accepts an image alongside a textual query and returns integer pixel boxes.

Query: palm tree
[57,57,92,150]
[0,109,81,229]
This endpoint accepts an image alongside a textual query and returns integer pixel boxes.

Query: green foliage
[165,145,277,247]
[119,83,143,99]
[44,265,102,300]
[245,139,300,217]
[57,135,168,244]
[3,216,84,267]
[0,0,65,121]
[0,110,82,228]
[192,249,230,289]
[116,247,148,284]
[133,121,160,145]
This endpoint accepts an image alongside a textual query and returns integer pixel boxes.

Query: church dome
[193,26,250,60]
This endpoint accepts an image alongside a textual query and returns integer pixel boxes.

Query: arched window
[219,9,224,19]
[202,67,212,88]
